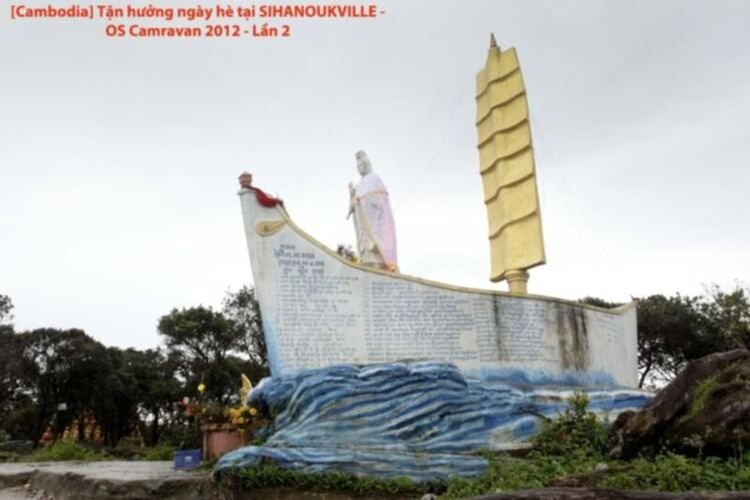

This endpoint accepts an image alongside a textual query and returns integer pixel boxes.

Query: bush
[602,453,748,491]
[533,392,608,456]
[231,464,440,496]
[442,447,750,497]
[443,449,610,499]
[27,441,109,462]
[141,443,174,461]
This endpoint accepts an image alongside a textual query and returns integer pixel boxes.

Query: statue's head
[355,150,373,176]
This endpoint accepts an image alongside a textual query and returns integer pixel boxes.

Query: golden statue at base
[131,428,145,448]
[69,419,80,442]
[93,426,103,444]
[83,413,95,441]
[39,427,54,447]
[475,34,546,294]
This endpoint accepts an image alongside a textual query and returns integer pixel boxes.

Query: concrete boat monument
[215,38,651,481]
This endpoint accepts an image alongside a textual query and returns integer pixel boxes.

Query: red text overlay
[8,3,385,38]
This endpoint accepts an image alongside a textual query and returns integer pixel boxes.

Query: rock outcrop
[610,349,750,458]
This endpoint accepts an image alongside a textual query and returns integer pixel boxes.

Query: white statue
[347,151,398,272]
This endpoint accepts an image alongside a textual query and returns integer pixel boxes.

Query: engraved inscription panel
[251,229,637,386]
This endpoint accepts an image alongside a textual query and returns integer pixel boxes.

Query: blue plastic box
[173,448,201,470]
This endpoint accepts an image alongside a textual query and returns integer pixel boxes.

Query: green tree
[698,283,750,350]
[0,329,24,432]
[635,294,708,387]
[14,329,113,440]
[223,286,269,377]
[585,283,750,389]
[579,296,622,309]
[0,293,13,326]
[120,347,181,444]
[158,306,245,403]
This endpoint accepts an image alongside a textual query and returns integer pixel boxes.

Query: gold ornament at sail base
[256,219,286,237]
[476,35,546,291]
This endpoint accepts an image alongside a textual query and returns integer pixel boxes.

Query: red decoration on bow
[254,188,284,208]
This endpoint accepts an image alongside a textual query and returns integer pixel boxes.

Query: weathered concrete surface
[0,463,417,500]
[610,349,750,458]
[0,461,214,500]
[0,487,46,500]
[2,462,748,500]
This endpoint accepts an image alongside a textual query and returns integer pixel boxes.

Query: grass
[225,451,750,499]
[600,453,750,491]
[26,441,109,462]
[682,374,719,422]
[222,392,750,498]
[141,443,175,461]
[442,392,750,498]
[228,464,442,496]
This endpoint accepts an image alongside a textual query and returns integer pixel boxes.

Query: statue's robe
[352,173,398,270]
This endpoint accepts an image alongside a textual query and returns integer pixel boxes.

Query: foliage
[579,296,622,309]
[0,287,270,448]
[584,282,750,388]
[0,329,168,447]
[161,407,202,451]
[155,288,268,445]
[601,453,750,491]
[636,294,709,388]
[444,394,607,498]
[0,295,16,427]
[158,305,261,406]
[12,328,113,441]
[0,294,13,325]
[229,464,440,496]
[158,306,239,403]
[700,284,750,350]
[532,392,608,456]
[682,374,719,422]
[26,441,109,462]
[178,398,232,425]
[441,451,750,497]
[113,347,182,445]
[173,395,264,452]
[0,329,24,430]
[222,286,269,376]
[227,405,262,428]
[444,395,750,497]
[443,453,595,499]
[229,454,664,500]
[141,443,175,461]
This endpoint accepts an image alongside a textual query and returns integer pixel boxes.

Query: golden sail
[476,35,545,293]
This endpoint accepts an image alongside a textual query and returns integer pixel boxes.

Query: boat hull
[239,188,638,387]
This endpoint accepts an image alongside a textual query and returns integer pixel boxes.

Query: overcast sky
[1,0,748,349]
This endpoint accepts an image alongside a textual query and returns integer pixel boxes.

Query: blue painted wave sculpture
[215,361,652,481]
